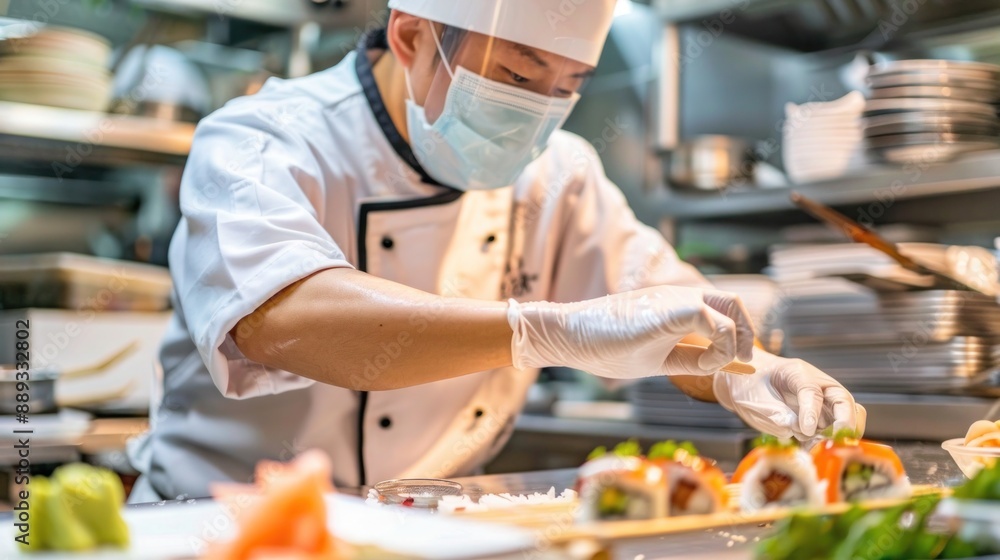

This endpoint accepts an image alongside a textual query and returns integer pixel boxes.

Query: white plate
[783,116,863,130]
[785,91,867,118]
[0,408,91,443]
[0,25,111,65]
[784,138,863,148]
[784,129,864,138]
[0,55,109,77]
[0,494,536,559]
[0,88,111,111]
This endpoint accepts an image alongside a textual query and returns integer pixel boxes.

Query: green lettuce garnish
[587,446,608,461]
[648,440,699,461]
[752,433,799,450]
[612,439,643,457]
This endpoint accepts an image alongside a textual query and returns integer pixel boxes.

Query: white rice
[365,486,578,512]
[739,449,825,513]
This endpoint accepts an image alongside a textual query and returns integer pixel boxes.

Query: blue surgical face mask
[404,28,579,191]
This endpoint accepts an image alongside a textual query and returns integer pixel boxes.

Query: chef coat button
[474,408,484,418]
[379,416,392,429]
[485,234,496,244]
[381,236,394,249]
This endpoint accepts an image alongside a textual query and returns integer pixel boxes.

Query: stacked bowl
[783,91,867,183]
[0,24,112,111]
[864,60,1000,164]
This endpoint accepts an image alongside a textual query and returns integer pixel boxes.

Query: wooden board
[448,484,948,543]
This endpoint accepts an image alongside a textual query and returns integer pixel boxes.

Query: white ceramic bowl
[942,438,1000,478]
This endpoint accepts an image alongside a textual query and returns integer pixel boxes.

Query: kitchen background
[1,0,1000,503]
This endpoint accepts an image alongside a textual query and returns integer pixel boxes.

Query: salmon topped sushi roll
[575,440,668,522]
[811,430,911,503]
[648,440,728,516]
[732,435,824,512]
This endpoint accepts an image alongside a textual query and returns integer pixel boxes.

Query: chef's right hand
[506,286,755,380]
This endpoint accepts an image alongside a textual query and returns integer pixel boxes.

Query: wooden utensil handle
[673,343,756,375]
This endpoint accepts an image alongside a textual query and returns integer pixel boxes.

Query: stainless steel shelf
[0,101,194,167]
[652,0,802,23]
[652,0,1000,52]
[651,150,1000,220]
[130,0,382,28]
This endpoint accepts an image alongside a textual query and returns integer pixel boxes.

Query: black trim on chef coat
[355,29,454,188]
[352,29,465,487]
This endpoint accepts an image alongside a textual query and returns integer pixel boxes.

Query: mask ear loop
[403,20,454,104]
[427,20,455,79]
[403,67,417,102]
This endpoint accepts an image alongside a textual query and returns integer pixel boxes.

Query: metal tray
[856,392,1000,440]
[786,320,999,344]
[786,291,1000,316]
[783,291,1000,344]
[863,120,999,138]
[863,97,998,117]
[863,111,1000,129]
[632,410,747,429]
[869,59,1000,80]
[867,132,1000,148]
[627,379,747,428]
[790,339,991,367]
[826,369,999,394]
[867,73,1000,91]
[869,85,1000,104]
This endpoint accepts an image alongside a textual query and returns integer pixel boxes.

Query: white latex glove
[714,349,867,440]
[507,286,755,380]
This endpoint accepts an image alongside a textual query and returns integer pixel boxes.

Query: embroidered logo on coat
[501,258,539,298]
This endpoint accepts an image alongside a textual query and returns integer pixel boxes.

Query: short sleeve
[170,102,355,400]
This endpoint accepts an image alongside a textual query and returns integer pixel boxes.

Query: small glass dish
[942,438,1000,478]
[372,478,464,509]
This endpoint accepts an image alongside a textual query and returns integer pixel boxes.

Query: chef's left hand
[712,349,866,440]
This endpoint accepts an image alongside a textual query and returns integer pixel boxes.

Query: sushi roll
[575,440,667,522]
[731,435,824,512]
[811,430,911,503]
[648,440,728,516]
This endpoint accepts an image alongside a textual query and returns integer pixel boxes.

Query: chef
[128,0,863,501]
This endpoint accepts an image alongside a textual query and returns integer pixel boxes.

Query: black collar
[354,29,447,188]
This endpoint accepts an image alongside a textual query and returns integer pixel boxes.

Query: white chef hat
[386,0,616,66]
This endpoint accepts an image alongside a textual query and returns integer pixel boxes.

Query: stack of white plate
[0,24,112,111]
[783,91,867,184]
[864,60,1000,164]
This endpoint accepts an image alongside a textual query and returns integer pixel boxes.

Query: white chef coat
[128,30,709,502]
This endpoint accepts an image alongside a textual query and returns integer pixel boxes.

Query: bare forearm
[233,268,513,391]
